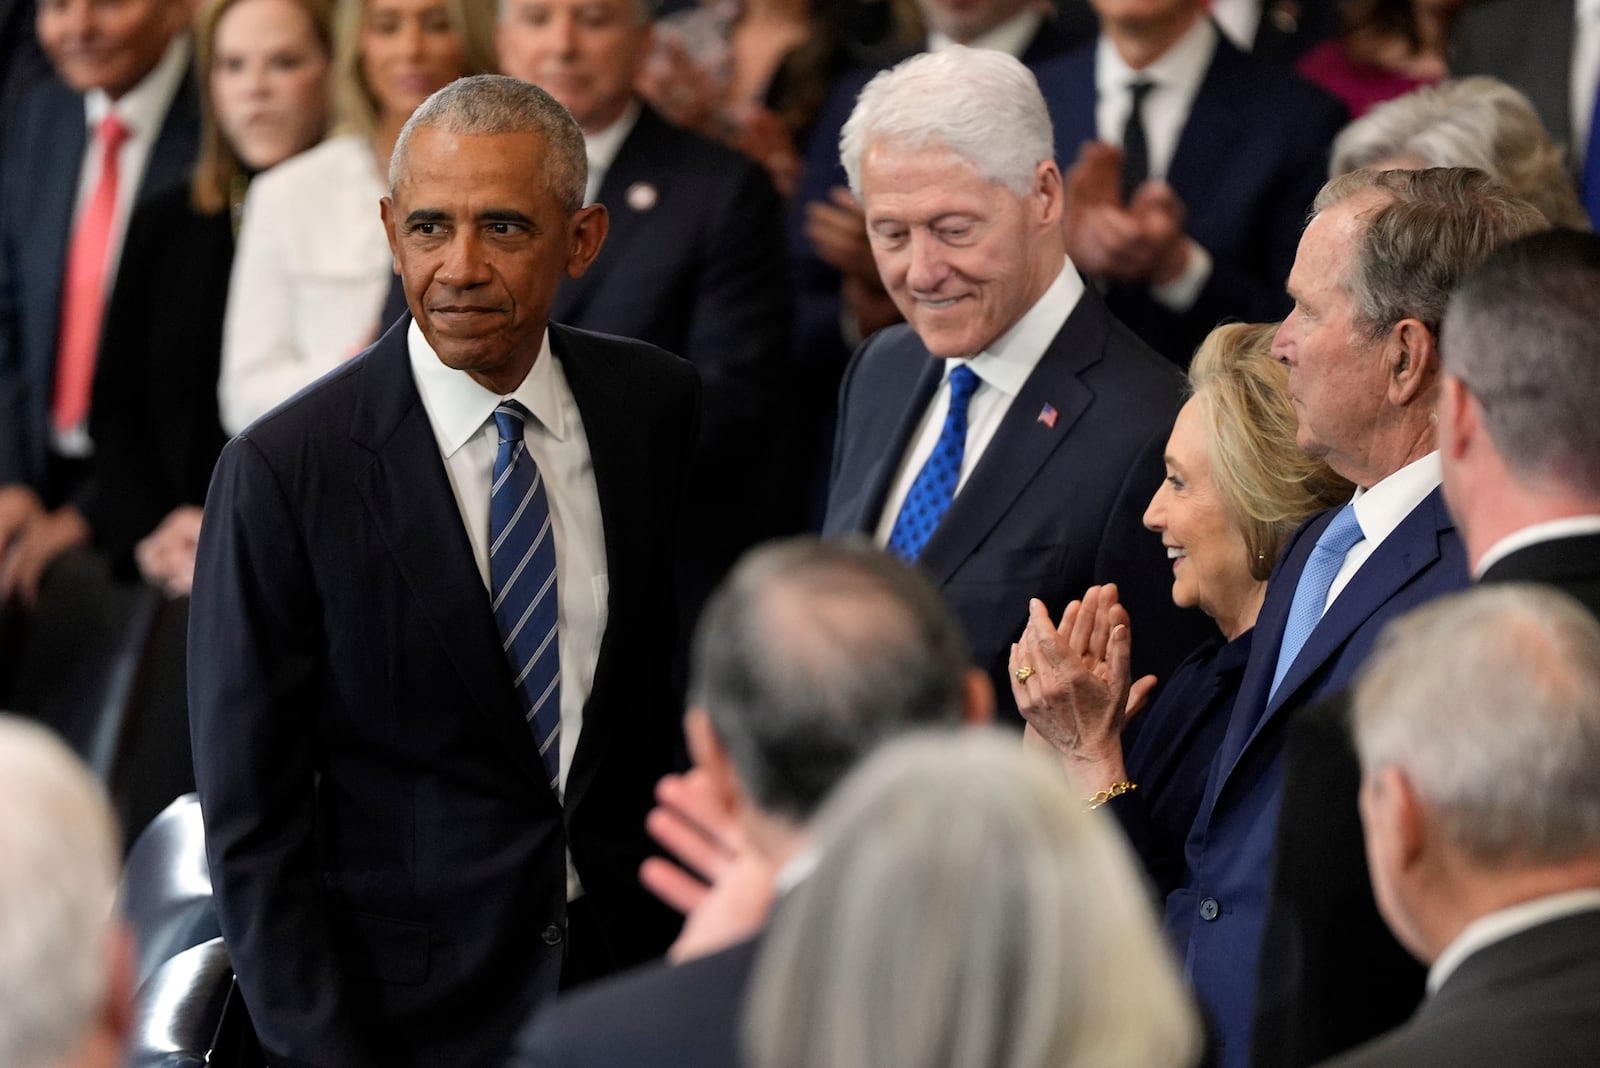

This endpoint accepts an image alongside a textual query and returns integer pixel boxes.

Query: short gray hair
[839,47,1054,198]
[1312,167,1548,340]
[1354,585,1600,865]
[0,716,121,1068]
[1330,78,1590,231]
[390,73,587,212]
[1441,228,1600,498]
[744,731,1202,1068]
[688,538,972,823]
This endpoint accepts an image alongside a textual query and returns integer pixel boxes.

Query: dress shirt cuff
[1152,239,1211,312]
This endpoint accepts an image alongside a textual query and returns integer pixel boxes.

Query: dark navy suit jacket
[188,321,699,1068]
[1167,487,1468,1068]
[1036,31,1345,365]
[821,285,1211,721]
[0,70,199,493]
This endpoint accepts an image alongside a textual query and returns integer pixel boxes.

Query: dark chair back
[117,793,219,985]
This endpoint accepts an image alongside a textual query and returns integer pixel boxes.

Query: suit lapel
[348,321,553,793]
[844,357,943,537]
[918,289,1107,585]
[1164,42,1244,229]
[552,108,664,325]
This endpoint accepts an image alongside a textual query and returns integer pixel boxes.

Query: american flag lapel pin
[1037,403,1058,428]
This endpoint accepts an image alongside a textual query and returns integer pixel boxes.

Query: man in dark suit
[188,76,700,1068]
[819,47,1210,721]
[1168,169,1546,1068]
[497,0,794,624]
[511,538,993,1067]
[1043,0,1345,366]
[0,0,197,605]
[1315,584,1600,1068]
[1253,224,1600,1068]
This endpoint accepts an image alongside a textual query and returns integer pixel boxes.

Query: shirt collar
[583,99,640,200]
[948,258,1083,398]
[84,33,190,135]
[1475,515,1600,577]
[1428,889,1600,994]
[928,7,1044,57]
[1349,451,1441,547]
[406,319,567,458]
[1095,12,1215,95]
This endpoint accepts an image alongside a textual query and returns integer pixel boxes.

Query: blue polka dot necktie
[490,401,562,791]
[887,365,982,563]
[1269,504,1364,701]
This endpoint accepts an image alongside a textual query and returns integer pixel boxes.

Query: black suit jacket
[1318,909,1600,1068]
[1451,0,1576,160]
[821,285,1211,720]
[554,105,794,615]
[1251,531,1600,1068]
[511,936,758,1067]
[0,69,200,492]
[1250,0,1342,64]
[1038,31,1345,365]
[188,321,700,1068]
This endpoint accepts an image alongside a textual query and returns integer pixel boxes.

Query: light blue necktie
[490,401,562,791]
[1269,505,1364,700]
[887,366,982,563]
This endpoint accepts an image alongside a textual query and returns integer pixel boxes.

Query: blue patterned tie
[887,365,981,562]
[490,401,562,791]
[1269,505,1364,700]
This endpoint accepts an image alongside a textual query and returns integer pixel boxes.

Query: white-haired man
[0,714,133,1068]
[1320,585,1600,1066]
[821,46,1212,723]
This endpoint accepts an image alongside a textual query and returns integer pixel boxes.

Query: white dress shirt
[1428,891,1600,993]
[1320,451,1442,612]
[220,134,392,434]
[1208,0,1262,51]
[55,33,190,454]
[407,321,608,899]
[1093,16,1216,310]
[1474,514,1600,577]
[874,261,1084,545]
[582,100,639,206]
[1572,0,1600,157]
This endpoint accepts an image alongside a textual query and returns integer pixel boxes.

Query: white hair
[1354,585,1600,864]
[0,716,120,1068]
[839,47,1055,198]
[743,729,1202,1068]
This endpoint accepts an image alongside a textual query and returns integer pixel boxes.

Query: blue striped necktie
[887,365,982,562]
[490,401,562,791]
[1269,505,1364,700]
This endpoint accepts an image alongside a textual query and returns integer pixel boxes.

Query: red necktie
[53,112,131,434]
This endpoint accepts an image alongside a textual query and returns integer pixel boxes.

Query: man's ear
[1375,764,1426,870]
[1439,373,1478,462]
[1387,318,1439,407]
[684,708,741,814]
[961,667,995,726]
[566,203,609,279]
[1034,160,1065,229]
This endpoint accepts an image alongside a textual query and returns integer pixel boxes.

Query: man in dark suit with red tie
[189,75,700,1068]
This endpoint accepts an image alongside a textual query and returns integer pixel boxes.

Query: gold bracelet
[1085,781,1137,811]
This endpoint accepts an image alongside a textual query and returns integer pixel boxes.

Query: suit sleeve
[188,434,377,1068]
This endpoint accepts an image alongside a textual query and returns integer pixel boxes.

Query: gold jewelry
[1014,665,1035,683]
[1085,781,1137,811]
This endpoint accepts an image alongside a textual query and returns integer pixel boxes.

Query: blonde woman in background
[218,0,494,434]
[744,729,1203,1068]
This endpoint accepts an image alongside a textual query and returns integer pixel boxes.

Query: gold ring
[1014,665,1035,683]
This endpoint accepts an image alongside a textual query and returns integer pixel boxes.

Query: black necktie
[1120,80,1155,204]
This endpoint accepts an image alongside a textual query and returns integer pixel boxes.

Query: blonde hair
[332,0,497,137]
[191,0,337,215]
[1188,323,1353,579]
[744,730,1202,1068]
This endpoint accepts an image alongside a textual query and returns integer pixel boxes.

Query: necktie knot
[98,113,131,153]
[946,364,980,412]
[1128,79,1155,109]
[1316,504,1364,557]
[493,401,529,444]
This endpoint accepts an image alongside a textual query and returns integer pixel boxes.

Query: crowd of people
[3,0,1600,1066]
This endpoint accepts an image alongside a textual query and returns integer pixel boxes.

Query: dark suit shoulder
[512,938,757,1067]
[549,320,699,390]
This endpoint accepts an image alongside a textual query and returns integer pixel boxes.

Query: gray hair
[1330,78,1590,231]
[688,538,972,824]
[1441,228,1600,498]
[389,73,587,212]
[839,47,1054,198]
[0,716,121,1068]
[743,730,1202,1068]
[1354,585,1600,865]
[1312,167,1548,340]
